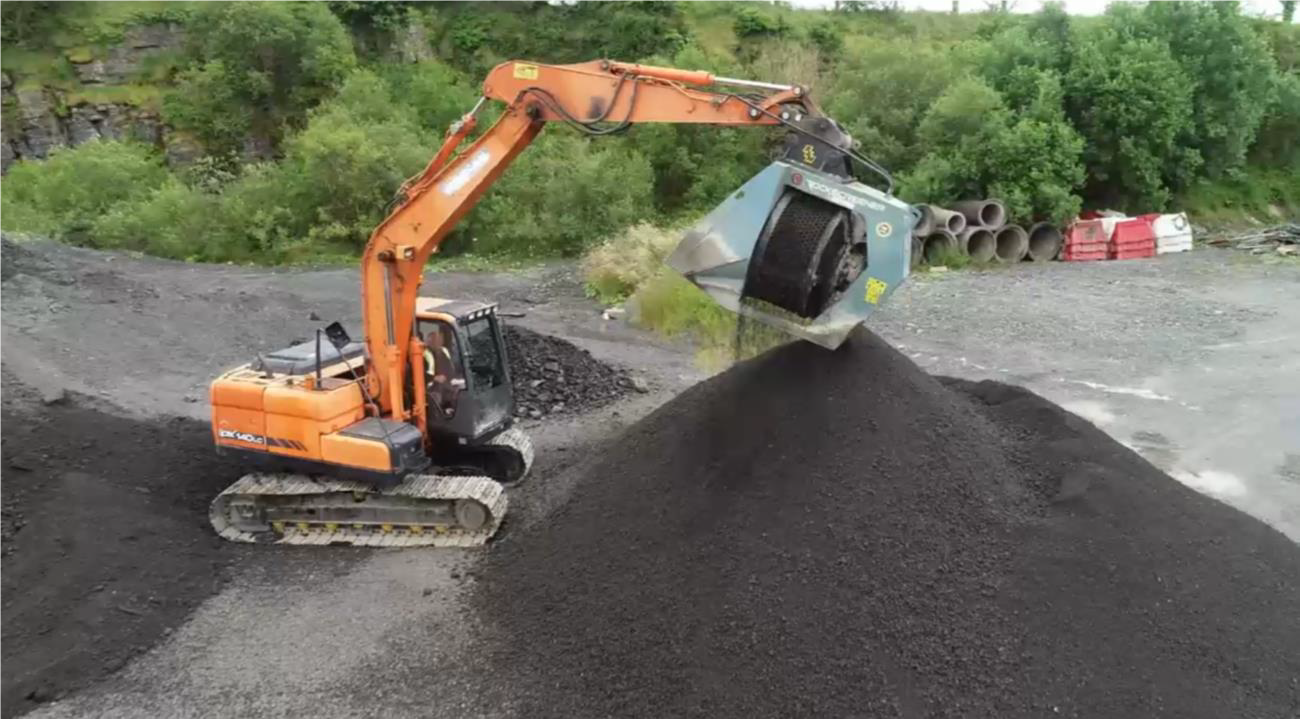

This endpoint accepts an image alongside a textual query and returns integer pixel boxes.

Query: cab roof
[415,297,497,323]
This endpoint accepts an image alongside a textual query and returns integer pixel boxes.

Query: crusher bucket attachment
[666,160,919,349]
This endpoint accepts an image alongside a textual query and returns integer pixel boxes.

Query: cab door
[458,314,513,438]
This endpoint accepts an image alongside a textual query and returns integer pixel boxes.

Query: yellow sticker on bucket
[865,277,888,305]
[513,63,540,80]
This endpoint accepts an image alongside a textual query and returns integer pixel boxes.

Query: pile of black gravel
[503,325,633,419]
[1,382,242,717]
[475,328,1300,718]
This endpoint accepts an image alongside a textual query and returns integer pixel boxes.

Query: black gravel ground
[0,381,243,717]
[474,328,1300,718]
[503,324,633,419]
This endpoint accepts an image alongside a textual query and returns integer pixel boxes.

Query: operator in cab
[423,329,457,416]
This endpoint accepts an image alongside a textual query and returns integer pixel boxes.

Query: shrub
[255,69,435,256]
[631,269,736,361]
[165,2,357,153]
[0,141,167,240]
[806,22,844,59]
[1119,2,1280,178]
[581,223,680,304]
[1253,71,1300,170]
[733,7,789,41]
[825,38,958,174]
[90,179,220,260]
[468,131,655,257]
[900,77,1084,223]
[327,1,418,33]
[1066,26,1199,210]
[379,60,479,132]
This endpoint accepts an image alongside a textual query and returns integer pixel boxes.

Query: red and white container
[1109,218,1156,260]
[1062,220,1108,261]
[1150,212,1193,254]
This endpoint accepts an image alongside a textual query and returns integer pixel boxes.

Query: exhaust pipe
[953,199,1006,229]
[959,226,997,263]
[994,224,1029,263]
[1026,223,1063,262]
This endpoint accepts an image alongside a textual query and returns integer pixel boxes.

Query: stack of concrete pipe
[911,198,1063,265]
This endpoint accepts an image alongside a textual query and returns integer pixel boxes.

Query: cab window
[419,320,462,368]
[463,317,505,389]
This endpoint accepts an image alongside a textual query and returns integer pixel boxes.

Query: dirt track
[2,236,1298,717]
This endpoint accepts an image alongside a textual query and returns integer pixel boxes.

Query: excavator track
[210,473,506,547]
[481,426,534,485]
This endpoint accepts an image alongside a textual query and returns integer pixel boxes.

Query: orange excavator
[208,59,917,546]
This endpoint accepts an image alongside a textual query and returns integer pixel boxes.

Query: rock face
[71,24,183,86]
[1,24,183,172]
[391,21,435,63]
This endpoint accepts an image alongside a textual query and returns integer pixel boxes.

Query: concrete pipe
[994,224,1029,263]
[929,206,967,235]
[911,205,937,238]
[921,229,958,265]
[1026,222,1064,262]
[959,226,997,263]
[910,237,925,269]
[953,199,1007,230]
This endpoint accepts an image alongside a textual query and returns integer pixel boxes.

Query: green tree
[165,2,357,154]
[901,77,1084,223]
[1066,26,1199,209]
[379,61,479,132]
[825,38,958,174]
[468,131,655,257]
[327,1,418,33]
[0,1,57,44]
[596,1,689,59]
[1122,2,1280,178]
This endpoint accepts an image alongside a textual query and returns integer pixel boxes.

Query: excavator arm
[361,60,830,418]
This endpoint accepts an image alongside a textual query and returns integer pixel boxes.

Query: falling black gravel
[503,325,633,419]
[1,381,243,717]
[474,328,1300,718]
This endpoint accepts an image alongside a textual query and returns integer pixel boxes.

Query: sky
[787,0,1295,21]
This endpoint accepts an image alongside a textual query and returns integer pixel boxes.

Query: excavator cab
[414,298,514,444]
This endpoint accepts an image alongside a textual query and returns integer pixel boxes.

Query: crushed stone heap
[504,325,631,418]
[475,328,1300,718]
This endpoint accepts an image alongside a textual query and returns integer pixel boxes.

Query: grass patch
[428,252,544,273]
[581,223,681,304]
[66,84,163,109]
[1180,168,1300,227]
[631,270,738,368]
[630,269,793,370]
[923,244,972,270]
[1,47,79,90]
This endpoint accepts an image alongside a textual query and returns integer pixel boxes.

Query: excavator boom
[362,59,835,419]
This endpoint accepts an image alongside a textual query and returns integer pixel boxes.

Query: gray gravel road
[3,238,1297,717]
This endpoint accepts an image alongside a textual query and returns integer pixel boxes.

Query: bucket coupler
[666,160,918,350]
